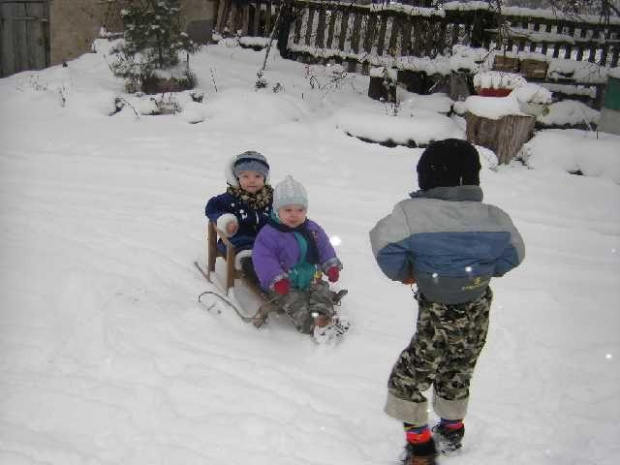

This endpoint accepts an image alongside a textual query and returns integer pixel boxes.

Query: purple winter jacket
[252,219,342,291]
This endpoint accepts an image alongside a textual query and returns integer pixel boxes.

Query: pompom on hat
[273,175,308,211]
[417,139,481,191]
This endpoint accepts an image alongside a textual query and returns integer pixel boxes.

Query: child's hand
[273,279,290,295]
[226,220,239,236]
[326,267,339,283]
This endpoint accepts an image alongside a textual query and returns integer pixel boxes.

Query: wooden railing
[216,1,620,68]
[282,1,490,62]
[491,11,620,66]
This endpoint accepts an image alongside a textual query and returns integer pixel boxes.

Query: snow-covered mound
[333,109,464,146]
[203,88,308,125]
[524,129,620,183]
[537,100,600,127]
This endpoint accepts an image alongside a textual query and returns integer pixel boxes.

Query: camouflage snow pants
[272,280,336,334]
[385,287,493,426]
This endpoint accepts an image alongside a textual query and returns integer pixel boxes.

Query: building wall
[49,0,217,66]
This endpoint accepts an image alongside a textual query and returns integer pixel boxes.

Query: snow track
[1,42,619,465]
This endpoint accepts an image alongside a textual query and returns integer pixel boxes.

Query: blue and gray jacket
[370,185,525,304]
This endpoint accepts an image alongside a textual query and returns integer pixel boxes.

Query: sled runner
[194,221,275,327]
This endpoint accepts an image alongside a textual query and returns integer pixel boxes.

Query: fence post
[277,0,294,59]
[471,9,494,48]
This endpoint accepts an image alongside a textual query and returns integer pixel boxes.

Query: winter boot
[331,289,348,305]
[432,420,465,453]
[402,424,437,465]
[312,317,350,345]
[402,439,437,465]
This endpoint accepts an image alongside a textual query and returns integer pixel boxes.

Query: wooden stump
[465,111,536,164]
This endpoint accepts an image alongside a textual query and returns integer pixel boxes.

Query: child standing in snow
[369,139,525,464]
[205,151,273,285]
[252,175,349,344]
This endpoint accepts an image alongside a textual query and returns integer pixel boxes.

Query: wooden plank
[304,4,315,47]
[575,27,585,61]
[435,17,447,56]
[292,4,303,46]
[363,12,377,55]
[540,20,551,55]
[265,1,273,35]
[251,0,260,36]
[315,3,326,49]
[28,1,45,69]
[326,7,337,50]
[425,17,438,57]
[338,8,349,52]
[376,11,388,56]
[450,22,459,49]
[420,17,433,57]
[0,3,16,76]
[388,14,402,57]
[401,16,412,56]
[588,25,601,63]
[530,20,540,52]
[599,26,610,65]
[410,17,423,58]
[564,24,574,59]
[13,2,28,71]
[350,10,362,55]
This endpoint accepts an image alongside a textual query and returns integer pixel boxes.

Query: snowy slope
[1,41,619,465]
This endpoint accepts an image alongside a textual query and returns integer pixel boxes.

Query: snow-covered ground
[1,40,619,465]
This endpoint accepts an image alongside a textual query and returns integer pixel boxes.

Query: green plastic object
[603,76,620,111]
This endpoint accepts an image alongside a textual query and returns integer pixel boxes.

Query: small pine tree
[112,0,198,93]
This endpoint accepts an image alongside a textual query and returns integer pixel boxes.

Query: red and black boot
[402,424,437,465]
[432,419,465,454]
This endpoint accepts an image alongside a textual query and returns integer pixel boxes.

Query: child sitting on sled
[252,175,349,344]
[205,150,273,285]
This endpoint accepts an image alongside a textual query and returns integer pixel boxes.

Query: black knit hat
[417,139,481,191]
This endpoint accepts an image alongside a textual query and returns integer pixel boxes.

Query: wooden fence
[494,11,620,66]
[283,1,489,62]
[217,1,620,69]
[0,0,50,77]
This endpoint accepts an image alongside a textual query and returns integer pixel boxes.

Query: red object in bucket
[477,87,512,97]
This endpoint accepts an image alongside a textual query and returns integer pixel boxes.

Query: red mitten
[326,267,340,283]
[273,279,290,295]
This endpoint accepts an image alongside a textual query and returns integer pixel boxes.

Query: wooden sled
[195,222,349,328]
[195,221,275,327]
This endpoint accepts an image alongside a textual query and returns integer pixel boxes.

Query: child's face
[278,205,307,228]
[237,171,265,194]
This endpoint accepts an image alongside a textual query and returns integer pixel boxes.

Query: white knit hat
[273,175,308,211]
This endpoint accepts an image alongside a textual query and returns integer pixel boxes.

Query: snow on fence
[494,11,620,67]
[221,1,620,70]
